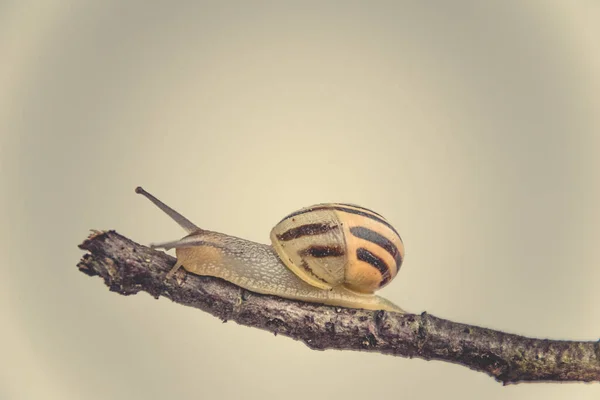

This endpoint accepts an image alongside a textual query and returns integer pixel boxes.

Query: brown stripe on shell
[300,259,330,284]
[334,203,385,219]
[299,245,345,258]
[335,207,401,239]
[349,226,402,269]
[356,248,392,287]
[276,223,338,241]
[279,205,401,239]
[278,205,334,223]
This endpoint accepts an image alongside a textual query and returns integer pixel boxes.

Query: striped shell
[270,203,404,294]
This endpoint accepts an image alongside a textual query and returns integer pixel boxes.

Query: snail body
[136,187,405,313]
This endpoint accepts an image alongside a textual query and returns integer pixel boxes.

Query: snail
[136,187,405,313]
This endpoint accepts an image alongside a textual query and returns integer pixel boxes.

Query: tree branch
[77,230,600,385]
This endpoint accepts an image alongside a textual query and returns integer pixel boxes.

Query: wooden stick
[77,230,600,385]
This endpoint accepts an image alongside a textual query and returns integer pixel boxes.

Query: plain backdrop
[2,1,599,399]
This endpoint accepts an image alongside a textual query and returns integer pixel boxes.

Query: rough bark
[77,230,600,385]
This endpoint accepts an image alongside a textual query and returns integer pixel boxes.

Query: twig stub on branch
[77,230,600,385]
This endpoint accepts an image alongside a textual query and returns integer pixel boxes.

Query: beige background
[2,1,599,399]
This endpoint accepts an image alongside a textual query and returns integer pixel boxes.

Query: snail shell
[271,203,404,294]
